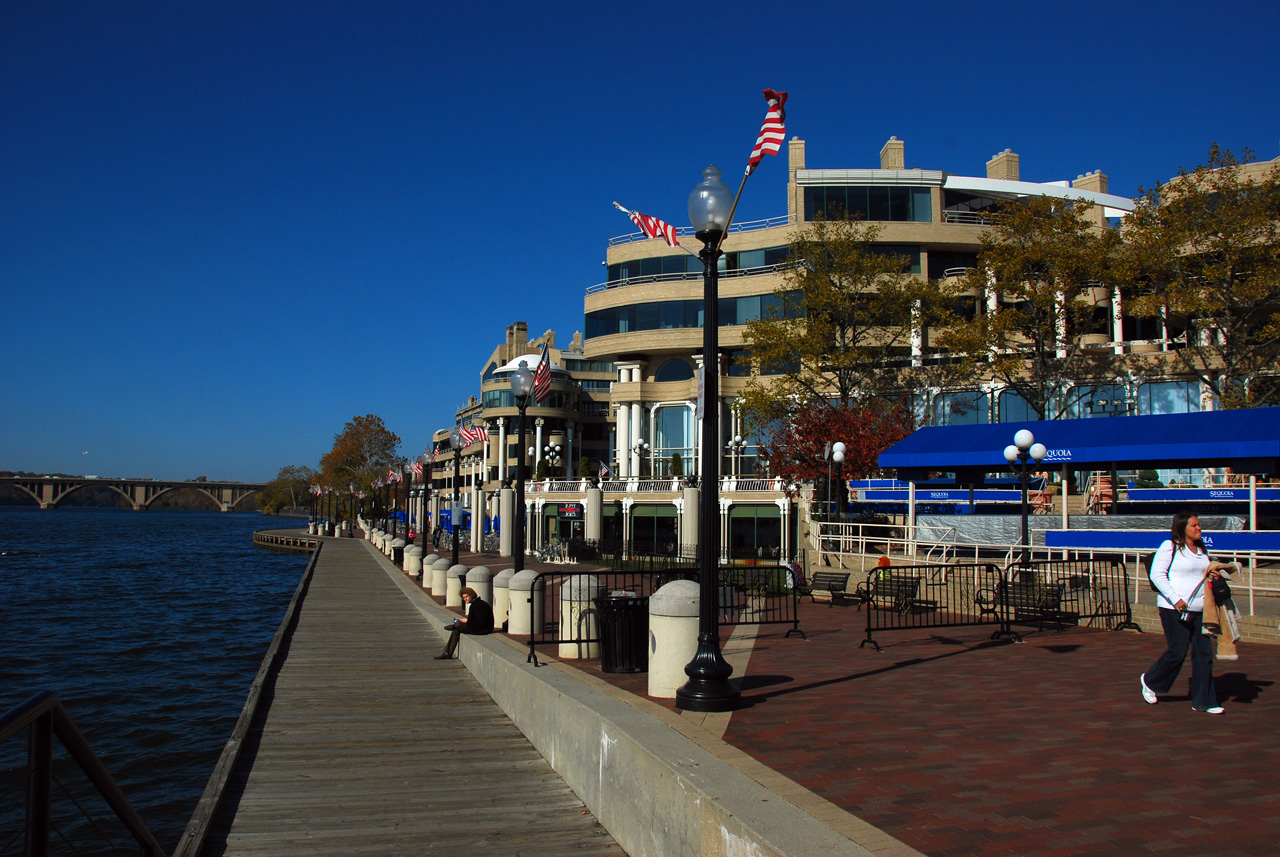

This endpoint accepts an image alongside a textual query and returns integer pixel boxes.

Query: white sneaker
[1140,674,1158,705]
[1193,705,1225,715]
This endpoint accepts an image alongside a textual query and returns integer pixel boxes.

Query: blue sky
[3,0,1277,482]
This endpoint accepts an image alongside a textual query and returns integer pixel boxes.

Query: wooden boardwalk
[203,538,620,856]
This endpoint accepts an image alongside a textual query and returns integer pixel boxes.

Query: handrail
[814,519,1280,614]
[606,213,794,247]
[0,691,166,857]
[585,259,795,295]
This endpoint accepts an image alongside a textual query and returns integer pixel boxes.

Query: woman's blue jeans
[1145,607,1217,709]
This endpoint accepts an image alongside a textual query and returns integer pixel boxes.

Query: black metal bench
[977,579,1068,638]
[795,571,852,606]
[856,575,932,614]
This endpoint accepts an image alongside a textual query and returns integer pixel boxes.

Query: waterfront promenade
[202,537,619,856]
[233,531,1280,856]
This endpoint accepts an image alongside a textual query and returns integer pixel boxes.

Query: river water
[0,506,309,854]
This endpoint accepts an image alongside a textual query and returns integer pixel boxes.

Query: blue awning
[878,408,1280,483]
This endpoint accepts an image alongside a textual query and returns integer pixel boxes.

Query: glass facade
[804,185,932,222]
[605,245,790,286]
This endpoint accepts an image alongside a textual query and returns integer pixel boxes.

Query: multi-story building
[442,137,1274,559]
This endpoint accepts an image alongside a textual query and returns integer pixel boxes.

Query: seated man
[435,587,494,660]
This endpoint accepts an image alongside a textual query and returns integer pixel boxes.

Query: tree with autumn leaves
[318,414,404,492]
[736,217,963,492]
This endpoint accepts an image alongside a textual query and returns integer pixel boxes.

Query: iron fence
[517,564,804,667]
[859,558,1137,651]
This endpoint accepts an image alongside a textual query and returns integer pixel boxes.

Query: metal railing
[813,519,1280,617]
[517,564,803,666]
[585,260,794,295]
[0,691,165,857]
[605,213,794,247]
[858,557,1137,651]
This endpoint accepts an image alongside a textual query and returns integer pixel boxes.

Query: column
[1112,285,1125,354]
[616,402,630,478]
[565,423,575,478]
[534,418,545,471]
[629,402,641,475]
[497,417,507,482]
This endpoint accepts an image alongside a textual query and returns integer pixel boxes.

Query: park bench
[794,571,853,606]
[977,579,1068,629]
[855,575,932,614]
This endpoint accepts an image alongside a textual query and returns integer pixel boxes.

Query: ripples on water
[0,507,308,853]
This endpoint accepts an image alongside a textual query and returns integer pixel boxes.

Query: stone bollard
[424,553,440,567]
[405,545,423,577]
[559,574,603,660]
[507,570,545,636]
[648,580,700,699]
[466,566,493,607]
[390,537,406,566]
[373,529,385,550]
[308,521,317,535]
[446,564,468,607]
[431,558,451,597]
[492,569,515,632]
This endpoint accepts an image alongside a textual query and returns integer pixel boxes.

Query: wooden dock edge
[172,542,323,857]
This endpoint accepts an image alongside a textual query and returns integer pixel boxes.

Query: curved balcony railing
[606,213,795,247]
[586,260,794,295]
[521,476,787,495]
[941,210,994,225]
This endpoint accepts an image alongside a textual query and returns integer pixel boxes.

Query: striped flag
[613,202,680,247]
[746,89,787,176]
[533,342,552,404]
[599,462,613,480]
[459,424,487,446]
[411,461,423,478]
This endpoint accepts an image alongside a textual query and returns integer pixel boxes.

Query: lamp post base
[675,637,740,712]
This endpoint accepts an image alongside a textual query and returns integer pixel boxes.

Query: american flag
[599,462,613,480]
[613,202,679,248]
[533,342,551,404]
[746,89,787,176]
[466,425,488,445]
[411,461,423,477]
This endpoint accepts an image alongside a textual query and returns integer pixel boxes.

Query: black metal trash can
[593,595,649,674]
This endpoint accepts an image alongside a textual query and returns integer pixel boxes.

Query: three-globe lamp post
[450,428,463,566]
[1004,429,1048,563]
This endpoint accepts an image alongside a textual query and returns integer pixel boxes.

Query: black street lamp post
[676,165,740,713]
[450,429,463,566]
[1004,429,1048,563]
[511,361,535,572]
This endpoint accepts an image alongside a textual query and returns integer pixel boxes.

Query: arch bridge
[0,477,267,511]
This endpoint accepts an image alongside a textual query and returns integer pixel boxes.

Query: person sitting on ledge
[435,587,494,660]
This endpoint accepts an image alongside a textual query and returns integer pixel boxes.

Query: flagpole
[711,173,750,256]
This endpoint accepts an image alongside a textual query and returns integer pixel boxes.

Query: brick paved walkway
[439,546,1279,857]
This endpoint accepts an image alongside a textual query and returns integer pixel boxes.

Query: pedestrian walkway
[563,585,1280,857]
[204,538,619,856]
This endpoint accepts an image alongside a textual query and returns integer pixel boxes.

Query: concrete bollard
[446,564,468,607]
[390,537,406,566]
[492,569,515,631]
[308,521,317,535]
[431,558,451,597]
[466,566,493,605]
[559,574,604,660]
[507,570,545,636]
[424,553,440,567]
[405,545,423,576]
[648,580,700,699]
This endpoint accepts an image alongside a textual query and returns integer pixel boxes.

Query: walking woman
[1140,511,1234,714]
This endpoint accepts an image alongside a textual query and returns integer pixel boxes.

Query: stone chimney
[986,149,1020,181]
[1071,170,1109,194]
[788,136,806,221]
[880,136,905,170]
